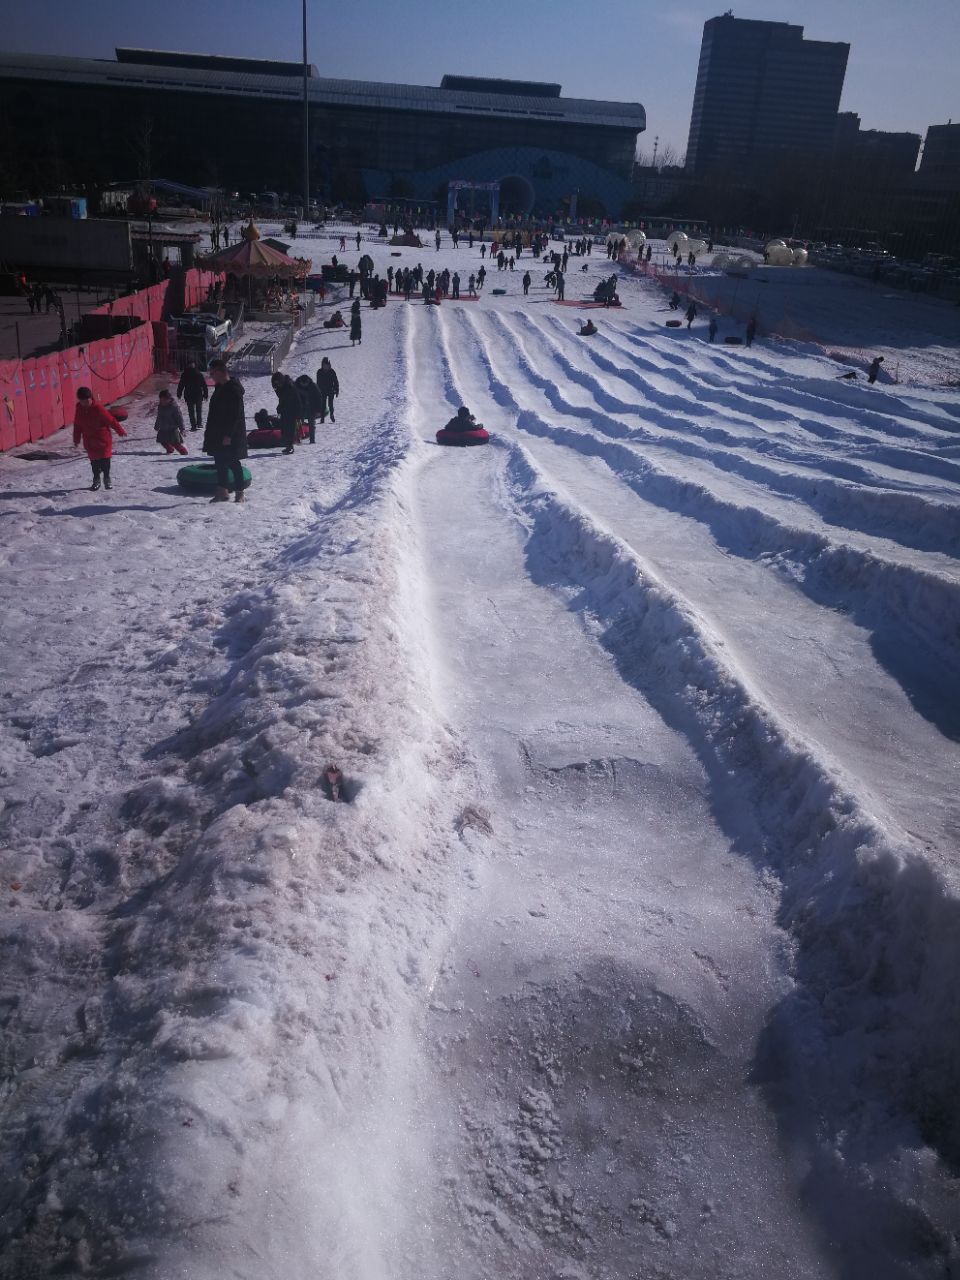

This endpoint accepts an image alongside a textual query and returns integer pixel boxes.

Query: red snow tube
[247,428,284,449]
[436,427,490,447]
[665,319,682,327]
[107,405,129,422]
[247,423,310,448]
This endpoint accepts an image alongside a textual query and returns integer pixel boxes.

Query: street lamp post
[302,0,310,219]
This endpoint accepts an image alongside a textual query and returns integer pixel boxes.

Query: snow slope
[1,235,959,1279]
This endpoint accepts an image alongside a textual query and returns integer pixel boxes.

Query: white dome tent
[765,239,796,266]
[606,230,646,252]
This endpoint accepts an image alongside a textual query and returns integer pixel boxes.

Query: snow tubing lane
[176,462,252,493]
[436,427,490,447]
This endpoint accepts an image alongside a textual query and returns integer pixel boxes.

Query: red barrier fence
[0,268,223,453]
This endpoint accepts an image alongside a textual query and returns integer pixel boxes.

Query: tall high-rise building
[685,14,849,176]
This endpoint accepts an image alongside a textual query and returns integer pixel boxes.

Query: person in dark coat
[177,360,208,431]
[271,372,304,454]
[295,374,324,443]
[350,310,362,345]
[867,355,884,384]
[685,302,697,328]
[444,406,479,433]
[522,271,531,295]
[73,387,126,490]
[708,315,718,343]
[316,357,339,423]
[203,358,247,502]
[745,315,757,347]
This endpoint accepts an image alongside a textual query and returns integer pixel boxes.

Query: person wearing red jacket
[73,387,126,490]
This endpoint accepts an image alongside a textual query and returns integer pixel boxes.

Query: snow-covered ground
[2,232,960,1280]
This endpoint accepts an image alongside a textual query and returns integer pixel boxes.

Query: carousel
[200,221,312,316]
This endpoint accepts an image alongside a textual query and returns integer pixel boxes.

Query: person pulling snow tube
[177,462,252,493]
[248,411,307,448]
[436,405,490,446]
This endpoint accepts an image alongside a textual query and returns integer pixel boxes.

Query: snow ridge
[496,436,960,1252]
[0,307,466,1280]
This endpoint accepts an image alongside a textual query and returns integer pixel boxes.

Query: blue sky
[5,0,958,158]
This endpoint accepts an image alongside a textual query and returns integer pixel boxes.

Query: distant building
[834,114,921,178]
[917,122,960,190]
[629,165,691,212]
[0,49,646,218]
[685,15,849,176]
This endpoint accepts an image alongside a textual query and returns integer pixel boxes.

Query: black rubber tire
[176,462,252,493]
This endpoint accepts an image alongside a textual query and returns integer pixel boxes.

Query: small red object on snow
[324,765,344,801]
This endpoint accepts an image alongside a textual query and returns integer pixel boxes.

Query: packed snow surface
[1,230,959,1279]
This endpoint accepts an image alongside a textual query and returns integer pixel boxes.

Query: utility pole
[302,0,310,219]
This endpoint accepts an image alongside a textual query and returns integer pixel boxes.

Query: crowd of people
[67,225,793,502]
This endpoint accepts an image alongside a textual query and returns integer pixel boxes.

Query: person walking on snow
[355,231,362,250]
[271,372,304,454]
[316,357,339,423]
[522,271,531,295]
[685,301,697,328]
[867,355,884,384]
[745,315,757,347]
[177,360,208,431]
[295,374,324,443]
[203,358,247,503]
[555,271,565,300]
[350,308,362,345]
[73,387,126,490]
[708,315,718,343]
[155,389,188,454]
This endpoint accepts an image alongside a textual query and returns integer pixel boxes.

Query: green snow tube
[176,462,252,494]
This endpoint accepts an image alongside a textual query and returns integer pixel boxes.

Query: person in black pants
[316,357,339,424]
[177,361,208,431]
[203,358,247,503]
[271,372,304,454]
[295,374,325,443]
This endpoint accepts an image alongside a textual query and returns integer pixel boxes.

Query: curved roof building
[0,50,646,216]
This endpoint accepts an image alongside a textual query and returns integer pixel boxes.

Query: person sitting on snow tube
[323,310,345,329]
[437,405,489,446]
[579,319,598,336]
[254,409,280,431]
[445,406,480,433]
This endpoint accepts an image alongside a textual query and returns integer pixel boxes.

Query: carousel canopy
[202,222,311,277]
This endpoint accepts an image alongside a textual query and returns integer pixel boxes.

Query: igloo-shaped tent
[605,230,645,251]
[765,244,795,266]
[793,247,809,266]
[665,230,689,254]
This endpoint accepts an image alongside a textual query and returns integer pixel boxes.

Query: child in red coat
[73,387,126,490]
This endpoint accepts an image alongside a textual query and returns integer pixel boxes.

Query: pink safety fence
[0,269,223,452]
